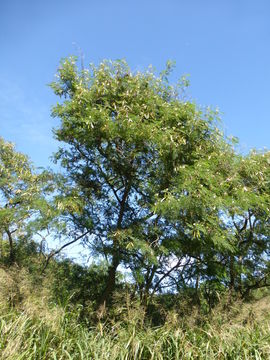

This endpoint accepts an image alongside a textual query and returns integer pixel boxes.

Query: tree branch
[41,230,90,272]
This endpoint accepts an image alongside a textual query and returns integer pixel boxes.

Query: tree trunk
[228,255,235,303]
[6,229,15,265]
[98,253,120,308]
[195,272,201,309]
[98,183,131,309]
[142,265,157,308]
[238,255,243,295]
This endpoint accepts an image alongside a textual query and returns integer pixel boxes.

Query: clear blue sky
[1,0,270,168]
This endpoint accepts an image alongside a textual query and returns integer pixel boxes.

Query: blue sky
[1,0,270,168]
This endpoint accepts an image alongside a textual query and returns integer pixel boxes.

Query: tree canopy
[48,57,270,307]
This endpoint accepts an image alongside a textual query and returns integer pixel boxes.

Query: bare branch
[41,230,90,273]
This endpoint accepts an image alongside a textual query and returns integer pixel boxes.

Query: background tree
[0,137,53,265]
[157,147,270,306]
[222,150,270,297]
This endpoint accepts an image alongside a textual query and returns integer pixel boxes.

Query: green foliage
[50,57,234,304]
[50,259,109,309]
[0,138,54,264]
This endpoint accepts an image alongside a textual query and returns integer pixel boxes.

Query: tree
[0,137,52,264]
[50,57,230,307]
[158,146,270,305]
[222,150,270,297]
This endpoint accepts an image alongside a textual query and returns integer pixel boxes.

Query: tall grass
[1,303,270,359]
[1,266,270,359]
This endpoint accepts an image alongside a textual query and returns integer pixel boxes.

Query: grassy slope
[1,267,270,360]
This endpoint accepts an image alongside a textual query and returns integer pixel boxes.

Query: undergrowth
[1,266,270,359]
[1,305,270,359]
